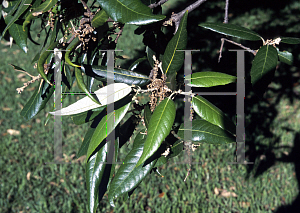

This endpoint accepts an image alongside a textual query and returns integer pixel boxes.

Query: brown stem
[221,38,257,55]
[148,0,169,9]
[79,0,91,13]
[107,17,114,22]
[114,25,125,44]
[218,0,229,62]
[171,0,208,34]
[66,34,76,45]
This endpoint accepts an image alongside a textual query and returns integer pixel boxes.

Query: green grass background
[1,0,300,212]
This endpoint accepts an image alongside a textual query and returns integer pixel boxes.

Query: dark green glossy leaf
[86,138,117,213]
[83,65,150,87]
[9,64,26,72]
[144,105,151,129]
[277,49,293,65]
[86,142,108,213]
[192,95,236,135]
[108,130,156,207]
[77,96,132,157]
[136,98,176,167]
[280,37,300,44]
[75,67,100,104]
[71,106,106,125]
[49,17,59,44]
[96,0,165,25]
[37,41,58,86]
[128,57,147,71]
[186,72,236,87]
[7,19,28,53]
[1,0,32,41]
[250,45,278,98]
[177,120,236,145]
[199,22,262,41]
[20,70,54,121]
[168,139,184,158]
[91,9,109,28]
[86,102,131,161]
[146,46,155,68]
[77,122,101,158]
[162,11,188,90]
[141,0,157,5]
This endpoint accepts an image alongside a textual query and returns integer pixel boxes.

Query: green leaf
[177,120,236,145]
[168,139,184,158]
[9,64,26,72]
[49,83,132,115]
[75,67,100,104]
[141,0,157,5]
[83,65,150,87]
[86,142,108,213]
[162,11,188,89]
[77,94,133,157]
[186,71,236,87]
[108,130,156,207]
[7,20,28,53]
[128,57,147,71]
[250,45,278,98]
[154,139,184,168]
[144,105,152,129]
[1,0,32,41]
[77,120,103,158]
[77,95,133,157]
[91,9,109,28]
[31,0,57,13]
[277,49,293,65]
[280,37,300,44]
[154,155,168,168]
[85,137,118,213]
[146,46,155,68]
[86,102,131,161]
[96,0,165,25]
[71,106,106,125]
[136,98,176,167]
[23,0,58,30]
[192,95,236,135]
[20,71,54,121]
[199,22,262,41]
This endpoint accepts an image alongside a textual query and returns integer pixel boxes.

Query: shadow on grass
[274,132,300,212]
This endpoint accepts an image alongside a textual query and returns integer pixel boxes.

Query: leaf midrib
[96,68,149,80]
[179,128,231,139]
[204,23,261,39]
[145,99,170,154]
[116,0,156,18]
[165,15,186,74]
